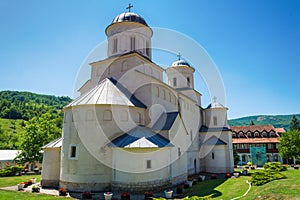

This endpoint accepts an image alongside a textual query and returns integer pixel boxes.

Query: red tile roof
[275,128,285,133]
[232,138,280,144]
[231,124,275,133]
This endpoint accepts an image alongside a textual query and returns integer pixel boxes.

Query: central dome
[111,12,148,26]
[171,59,191,67]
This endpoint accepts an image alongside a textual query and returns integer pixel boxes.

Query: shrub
[250,170,286,186]
[0,165,23,177]
[32,185,40,193]
[263,162,287,171]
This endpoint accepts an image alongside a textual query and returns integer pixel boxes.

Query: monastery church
[41,6,234,192]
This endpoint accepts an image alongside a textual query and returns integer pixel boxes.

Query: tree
[233,150,240,166]
[279,130,300,164]
[250,120,255,126]
[16,112,62,165]
[289,115,300,131]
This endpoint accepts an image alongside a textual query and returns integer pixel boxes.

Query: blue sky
[0,0,299,119]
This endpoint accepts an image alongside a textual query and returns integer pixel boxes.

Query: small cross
[213,96,217,103]
[126,3,133,12]
[177,52,181,60]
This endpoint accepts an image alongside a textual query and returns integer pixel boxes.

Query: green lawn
[0,169,299,199]
[0,174,41,188]
[242,168,300,200]
[0,174,69,199]
[183,176,251,199]
[0,190,69,200]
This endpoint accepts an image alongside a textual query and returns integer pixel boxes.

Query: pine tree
[250,120,255,126]
[289,115,300,131]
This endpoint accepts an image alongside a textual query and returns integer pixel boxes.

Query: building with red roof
[231,124,285,165]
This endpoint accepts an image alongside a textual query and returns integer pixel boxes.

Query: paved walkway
[0,182,182,199]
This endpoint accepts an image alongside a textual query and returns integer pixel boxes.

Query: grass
[0,190,69,200]
[183,176,251,199]
[0,174,69,200]
[181,168,300,199]
[0,169,299,199]
[0,174,41,188]
[242,168,300,200]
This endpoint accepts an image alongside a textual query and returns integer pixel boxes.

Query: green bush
[263,162,287,171]
[0,165,23,177]
[250,170,286,186]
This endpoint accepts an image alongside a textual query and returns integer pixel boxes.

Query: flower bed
[83,191,92,199]
[59,188,67,196]
[144,191,154,200]
[121,192,130,200]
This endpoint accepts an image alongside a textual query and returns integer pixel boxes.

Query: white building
[0,150,20,170]
[41,9,233,192]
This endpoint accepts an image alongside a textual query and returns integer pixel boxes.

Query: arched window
[113,37,118,53]
[212,152,215,160]
[103,110,112,121]
[137,112,142,124]
[187,77,190,87]
[146,41,150,56]
[154,86,159,97]
[121,61,128,72]
[173,77,177,87]
[168,93,172,102]
[162,89,166,100]
[213,116,218,126]
[130,36,135,51]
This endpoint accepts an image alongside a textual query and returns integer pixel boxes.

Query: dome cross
[126,3,133,12]
[177,52,182,60]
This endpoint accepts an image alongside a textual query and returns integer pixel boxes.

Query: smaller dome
[112,12,148,26]
[171,59,191,67]
[206,102,225,109]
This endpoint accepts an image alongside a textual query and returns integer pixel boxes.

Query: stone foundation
[112,179,171,193]
[59,180,111,192]
[171,173,187,185]
[41,179,59,189]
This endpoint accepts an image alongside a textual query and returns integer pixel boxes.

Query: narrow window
[178,148,181,157]
[130,36,135,51]
[146,41,150,56]
[113,38,118,53]
[146,160,151,169]
[137,112,142,124]
[173,77,177,87]
[162,90,166,100]
[190,130,193,141]
[103,110,112,121]
[121,61,128,72]
[213,116,217,126]
[212,152,215,160]
[187,77,190,87]
[69,144,78,159]
[155,86,159,97]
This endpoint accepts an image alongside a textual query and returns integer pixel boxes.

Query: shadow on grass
[182,179,227,198]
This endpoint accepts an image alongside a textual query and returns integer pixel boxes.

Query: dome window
[187,77,190,87]
[113,38,118,53]
[130,36,136,51]
[173,77,177,87]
